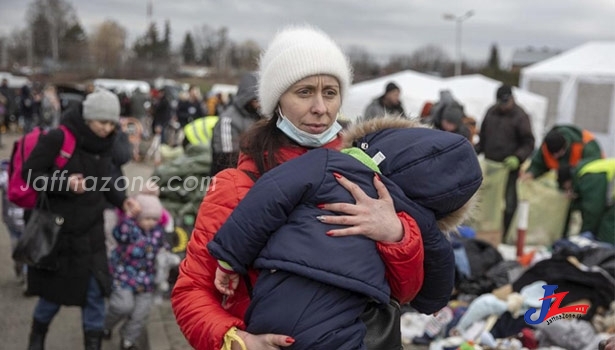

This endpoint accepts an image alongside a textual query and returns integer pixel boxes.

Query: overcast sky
[1,0,614,66]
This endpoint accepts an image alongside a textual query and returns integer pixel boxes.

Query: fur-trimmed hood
[342,117,482,233]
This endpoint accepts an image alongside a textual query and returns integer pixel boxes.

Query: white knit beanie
[82,88,120,123]
[258,25,353,118]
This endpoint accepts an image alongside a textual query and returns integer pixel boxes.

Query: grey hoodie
[212,72,260,154]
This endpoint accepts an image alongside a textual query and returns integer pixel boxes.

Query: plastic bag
[505,173,570,246]
[468,159,508,232]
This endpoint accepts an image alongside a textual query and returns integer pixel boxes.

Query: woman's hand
[68,173,85,194]
[317,173,403,243]
[232,329,294,349]
[123,197,141,217]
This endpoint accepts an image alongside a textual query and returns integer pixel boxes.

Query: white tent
[343,71,548,147]
[520,41,615,156]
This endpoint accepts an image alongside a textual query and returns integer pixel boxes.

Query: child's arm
[112,218,142,244]
[214,261,239,296]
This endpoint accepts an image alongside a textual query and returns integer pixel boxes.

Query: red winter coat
[171,136,424,350]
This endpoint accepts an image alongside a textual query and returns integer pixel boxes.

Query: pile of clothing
[403,233,615,350]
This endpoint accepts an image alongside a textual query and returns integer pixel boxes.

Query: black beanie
[544,129,567,154]
[385,82,400,94]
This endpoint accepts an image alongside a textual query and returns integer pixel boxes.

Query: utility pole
[443,10,474,76]
[0,38,7,69]
[46,4,59,62]
[147,0,153,25]
[27,28,34,68]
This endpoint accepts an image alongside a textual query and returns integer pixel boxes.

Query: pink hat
[134,194,163,220]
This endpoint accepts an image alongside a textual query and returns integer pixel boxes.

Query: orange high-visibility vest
[542,129,596,170]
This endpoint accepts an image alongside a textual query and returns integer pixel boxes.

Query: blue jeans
[33,276,105,331]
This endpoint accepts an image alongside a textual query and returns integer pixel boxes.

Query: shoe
[14,262,23,278]
[120,339,138,350]
[102,328,112,340]
[27,319,49,350]
[23,285,35,297]
[412,334,434,345]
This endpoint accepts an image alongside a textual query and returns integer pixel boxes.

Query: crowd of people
[0,23,612,350]
[0,79,63,139]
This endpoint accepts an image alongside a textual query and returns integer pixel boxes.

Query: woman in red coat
[172,25,427,350]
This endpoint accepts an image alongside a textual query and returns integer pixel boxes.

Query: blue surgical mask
[276,108,342,148]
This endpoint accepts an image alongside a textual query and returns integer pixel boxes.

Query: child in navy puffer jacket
[208,118,482,349]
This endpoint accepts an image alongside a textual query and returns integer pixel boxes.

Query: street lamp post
[443,10,474,76]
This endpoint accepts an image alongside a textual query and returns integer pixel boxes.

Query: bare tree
[192,24,216,66]
[192,25,233,73]
[5,29,30,67]
[347,46,381,82]
[215,27,230,73]
[61,23,88,64]
[385,45,452,76]
[90,20,127,75]
[25,0,83,65]
[229,39,260,71]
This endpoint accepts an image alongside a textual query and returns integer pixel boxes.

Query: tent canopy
[520,41,615,157]
[342,71,548,147]
[522,41,615,77]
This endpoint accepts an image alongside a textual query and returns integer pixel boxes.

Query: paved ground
[0,131,427,350]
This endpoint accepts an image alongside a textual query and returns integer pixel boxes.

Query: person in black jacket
[475,85,535,238]
[176,86,205,128]
[210,73,262,176]
[152,88,173,144]
[20,85,36,133]
[23,88,139,350]
[103,127,134,253]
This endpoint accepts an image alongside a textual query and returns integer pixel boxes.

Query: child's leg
[122,292,154,344]
[105,289,135,332]
[9,228,25,277]
[8,227,22,252]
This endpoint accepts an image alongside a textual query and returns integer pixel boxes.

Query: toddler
[104,193,169,350]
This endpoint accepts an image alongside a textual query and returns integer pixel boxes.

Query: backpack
[8,125,76,208]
